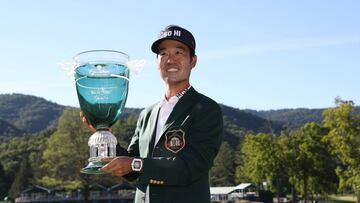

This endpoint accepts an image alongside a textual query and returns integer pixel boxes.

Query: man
[82,25,223,203]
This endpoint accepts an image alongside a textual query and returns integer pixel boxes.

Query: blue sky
[0,0,359,110]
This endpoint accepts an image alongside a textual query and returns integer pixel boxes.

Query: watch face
[134,160,141,169]
[132,159,142,171]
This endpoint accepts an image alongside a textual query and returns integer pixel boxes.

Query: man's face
[157,39,197,86]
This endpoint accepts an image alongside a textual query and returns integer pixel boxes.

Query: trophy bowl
[73,50,130,174]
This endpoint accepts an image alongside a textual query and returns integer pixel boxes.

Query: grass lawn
[321,195,356,203]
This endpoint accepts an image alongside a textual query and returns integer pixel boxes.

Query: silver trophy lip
[73,49,130,62]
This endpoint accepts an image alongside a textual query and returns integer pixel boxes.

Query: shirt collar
[176,85,192,99]
[160,85,192,106]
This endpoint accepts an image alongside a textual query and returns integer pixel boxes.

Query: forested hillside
[220,105,283,148]
[245,108,324,129]
[2,93,351,142]
[0,94,285,145]
[0,94,65,136]
[1,93,359,202]
[245,107,360,129]
[0,118,23,136]
[0,97,282,199]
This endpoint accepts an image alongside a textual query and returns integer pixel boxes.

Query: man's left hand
[100,156,133,176]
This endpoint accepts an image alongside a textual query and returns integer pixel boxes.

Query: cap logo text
[173,30,181,36]
[161,30,181,38]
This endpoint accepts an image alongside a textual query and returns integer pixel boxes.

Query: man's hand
[79,111,96,132]
[100,156,134,176]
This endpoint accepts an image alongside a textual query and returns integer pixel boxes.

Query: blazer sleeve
[138,102,223,186]
[121,110,144,181]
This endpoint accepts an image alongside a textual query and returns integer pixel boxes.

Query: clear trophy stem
[81,130,117,174]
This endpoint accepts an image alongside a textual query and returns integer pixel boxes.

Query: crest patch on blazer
[165,129,185,153]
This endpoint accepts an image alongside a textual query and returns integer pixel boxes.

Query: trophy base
[81,160,107,174]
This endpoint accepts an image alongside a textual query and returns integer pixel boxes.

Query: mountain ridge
[0,93,341,140]
[0,93,65,136]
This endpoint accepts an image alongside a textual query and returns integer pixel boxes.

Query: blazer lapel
[147,102,161,157]
[161,87,196,134]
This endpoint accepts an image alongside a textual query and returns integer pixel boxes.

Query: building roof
[21,185,52,194]
[234,183,253,190]
[89,184,107,191]
[210,187,235,195]
[210,183,254,195]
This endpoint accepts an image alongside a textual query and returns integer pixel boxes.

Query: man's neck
[164,83,191,100]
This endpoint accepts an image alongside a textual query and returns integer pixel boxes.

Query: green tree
[323,99,360,202]
[236,132,285,197]
[210,141,235,186]
[40,108,124,191]
[111,114,138,147]
[283,123,337,203]
[0,128,53,199]
[8,158,32,199]
[40,108,91,189]
[0,162,10,199]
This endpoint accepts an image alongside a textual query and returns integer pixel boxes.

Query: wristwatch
[131,158,143,172]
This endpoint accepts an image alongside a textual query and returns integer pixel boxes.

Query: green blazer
[123,87,223,203]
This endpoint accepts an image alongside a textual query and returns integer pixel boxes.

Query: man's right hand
[79,111,96,132]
